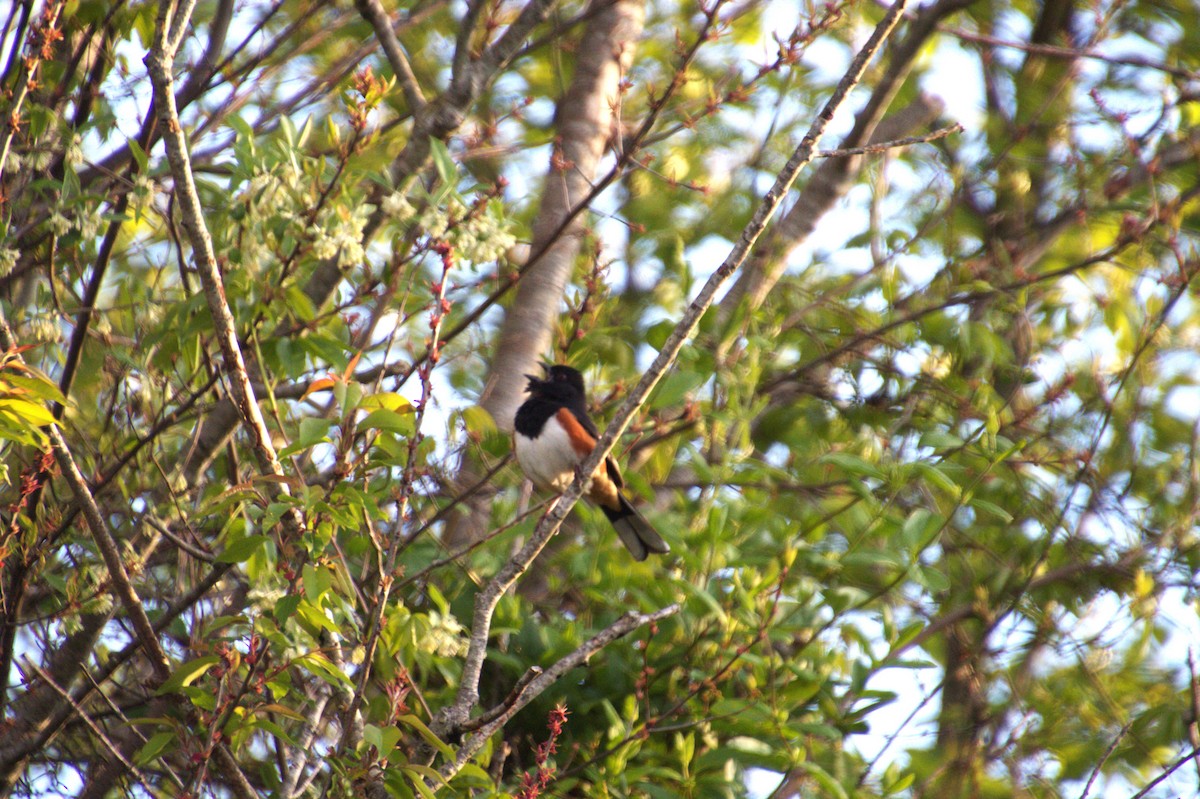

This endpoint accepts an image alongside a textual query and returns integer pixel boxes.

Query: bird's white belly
[514,423,581,491]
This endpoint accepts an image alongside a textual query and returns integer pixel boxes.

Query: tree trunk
[444,0,646,553]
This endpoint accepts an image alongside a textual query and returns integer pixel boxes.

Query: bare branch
[45,424,171,678]
[354,0,426,111]
[24,659,164,793]
[459,665,543,734]
[144,0,305,541]
[0,305,172,682]
[439,603,681,782]
[717,0,974,322]
[1077,723,1131,799]
[943,24,1200,81]
[816,122,963,158]
[1128,743,1200,799]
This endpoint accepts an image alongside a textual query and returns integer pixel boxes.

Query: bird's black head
[524,363,586,401]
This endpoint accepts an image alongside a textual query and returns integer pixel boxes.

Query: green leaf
[885,771,916,795]
[279,417,332,458]
[919,430,965,450]
[364,723,403,758]
[900,508,944,550]
[280,114,297,148]
[460,404,496,436]
[285,283,317,323]
[156,656,221,694]
[968,497,1014,522]
[360,392,414,413]
[180,685,216,710]
[429,137,457,186]
[452,763,493,787]
[681,579,728,624]
[404,768,440,799]
[134,731,176,765]
[274,594,301,623]
[0,398,58,427]
[128,137,150,174]
[360,407,415,437]
[1,370,67,405]
[302,563,333,600]
[294,652,352,688]
[792,761,848,799]
[821,451,883,480]
[653,369,705,409]
[237,715,301,749]
[0,412,45,446]
[215,534,269,564]
[397,714,454,760]
[914,461,961,498]
[916,564,951,593]
[645,320,675,351]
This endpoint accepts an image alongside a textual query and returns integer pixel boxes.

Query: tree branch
[815,122,962,158]
[25,660,163,793]
[717,0,973,322]
[353,0,426,112]
[438,603,681,783]
[434,0,910,748]
[144,0,305,542]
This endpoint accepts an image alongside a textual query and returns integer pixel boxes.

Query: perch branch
[439,604,681,782]
[434,0,910,753]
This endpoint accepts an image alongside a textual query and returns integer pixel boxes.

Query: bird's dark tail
[602,494,670,561]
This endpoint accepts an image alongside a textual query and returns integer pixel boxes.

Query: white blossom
[423,611,468,658]
[64,134,84,168]
[381,191,413,219]
[0,248,17,278]
[48,212,71,236]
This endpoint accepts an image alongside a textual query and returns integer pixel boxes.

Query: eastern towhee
[513,364,670,561]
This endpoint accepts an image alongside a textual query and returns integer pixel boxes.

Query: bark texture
[480,0,646,432]
[444,0,646,553]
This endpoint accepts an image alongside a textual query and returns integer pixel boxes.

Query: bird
[513,363,670,561]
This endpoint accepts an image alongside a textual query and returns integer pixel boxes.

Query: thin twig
[1127,743,1200,799]
[142,515,214,562]
[340,246,455,754]
[942,25,1199,82]
[1186,648,1200,787]
[0,299,182,685]
[816,123,963,158]
[24,659,163,792]
[1078,722,1130,799]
